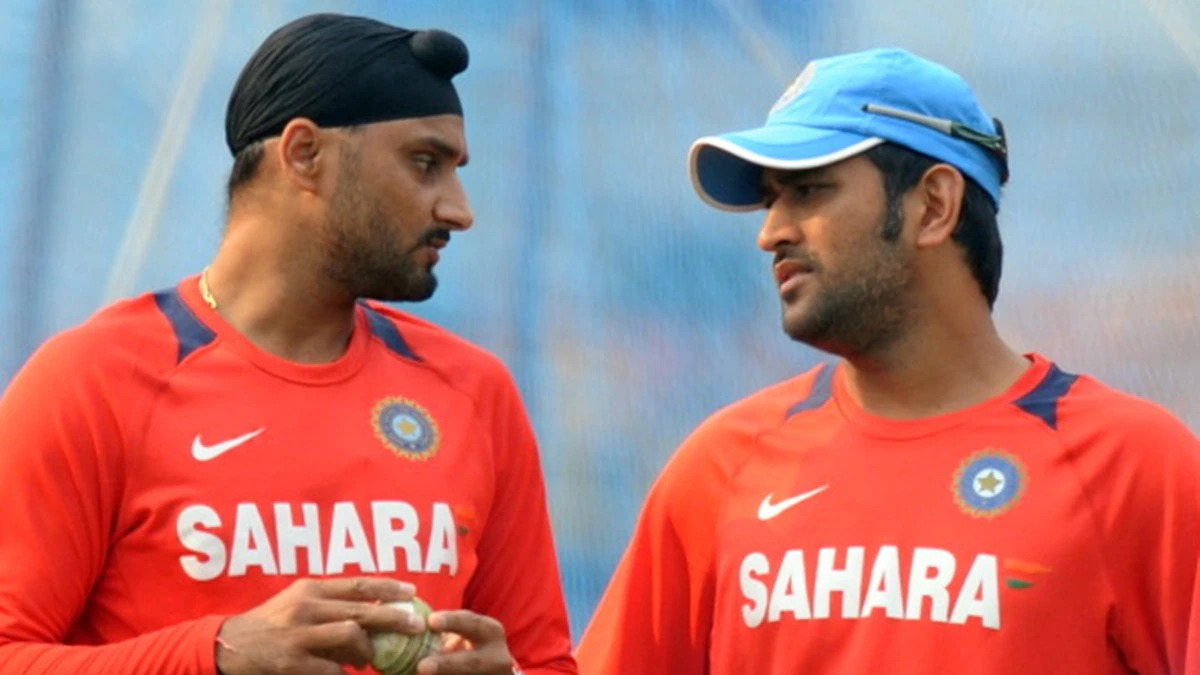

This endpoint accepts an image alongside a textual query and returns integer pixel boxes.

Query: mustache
[773,247,821,271]
[419,227,452,247]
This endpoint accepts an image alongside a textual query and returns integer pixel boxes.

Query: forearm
[0,614,227,675]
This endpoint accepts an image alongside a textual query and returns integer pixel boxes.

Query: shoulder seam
[152,291,218,364]
[784,363,835,419]
[1015,409,1121,620]
[115,301,220,538]
[360,302,422,362]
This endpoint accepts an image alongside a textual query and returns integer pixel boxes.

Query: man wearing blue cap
[577,48,1199,674]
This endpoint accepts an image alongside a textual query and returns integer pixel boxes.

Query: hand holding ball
[371,597,440,675]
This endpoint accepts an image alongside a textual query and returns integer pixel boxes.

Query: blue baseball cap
[689,48,1008,211]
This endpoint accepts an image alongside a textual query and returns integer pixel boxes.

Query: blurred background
[2,0,1198,640]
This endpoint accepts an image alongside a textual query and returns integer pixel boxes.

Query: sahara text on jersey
[740,545,1001,629]
[177,500,460,581]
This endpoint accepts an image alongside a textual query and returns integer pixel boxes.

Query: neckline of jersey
[829,353,1053,439]
[177,275,373,385]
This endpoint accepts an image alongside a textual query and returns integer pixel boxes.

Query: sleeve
[0,333,226,674]
[575,423,726,674]
[1189,557,1200,675]
[1082,404,1200,675]
[461,367,577,674]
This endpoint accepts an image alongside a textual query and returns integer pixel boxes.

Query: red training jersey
[577,354,1200,674]
[0,277,577,674]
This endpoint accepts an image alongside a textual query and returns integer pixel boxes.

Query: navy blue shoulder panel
[153,289,216,364]
[786,363,835,419]
[361,303,422,362]
[1012,364,1080,431]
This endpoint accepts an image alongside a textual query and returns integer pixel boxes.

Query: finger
[416,647,513,675]
[292,576,417,603]
[289,598,427,634]
[427,611,505,644]
[440,631,471,652]
[291,619,374,669]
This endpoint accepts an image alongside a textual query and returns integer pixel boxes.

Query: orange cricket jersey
[577,355,1200,674]
[0,276,576,674]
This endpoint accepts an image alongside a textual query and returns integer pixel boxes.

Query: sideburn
[880,185,906,242]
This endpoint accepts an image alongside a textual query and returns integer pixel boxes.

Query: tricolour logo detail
[952,449,1027,518]
[373,397,440,461]
[1003,557,1052,590]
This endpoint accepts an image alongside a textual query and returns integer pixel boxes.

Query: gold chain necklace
[199,267,218,310]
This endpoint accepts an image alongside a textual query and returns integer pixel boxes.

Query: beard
[322,166,441,303]
[780,208,913,358]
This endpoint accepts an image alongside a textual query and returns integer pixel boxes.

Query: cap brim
[689,125,884,212]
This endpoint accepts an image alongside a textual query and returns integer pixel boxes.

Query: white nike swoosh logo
[758,485,829,520]
[191,428,265,461]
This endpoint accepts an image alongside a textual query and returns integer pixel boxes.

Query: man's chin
[360,275,437,303]
[782,309,834,350]
[781,302,813,338]
[782,320,816,345]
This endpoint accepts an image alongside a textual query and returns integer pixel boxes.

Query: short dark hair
[225,125,366,204]
[862,142,1003,308]
[226,139,265,203]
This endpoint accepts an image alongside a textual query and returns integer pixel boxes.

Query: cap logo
[769,62,816,115]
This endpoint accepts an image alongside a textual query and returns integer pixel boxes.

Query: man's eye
[789,183,827,197]
[761,186,780,208]
[413,153,438,171]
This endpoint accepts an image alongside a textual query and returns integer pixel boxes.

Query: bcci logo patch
[372,397,440,461]
[953,449,1027,518]
[770,61,817,115]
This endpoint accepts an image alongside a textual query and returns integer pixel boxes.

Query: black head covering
[225,13,469,155]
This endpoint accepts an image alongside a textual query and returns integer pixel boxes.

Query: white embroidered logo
[191,428,265,461]
[757,485,829,520]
